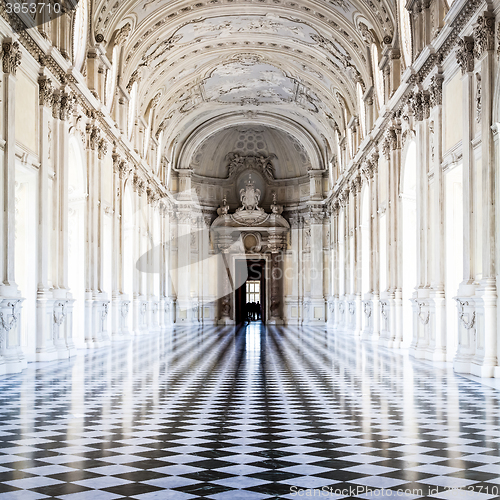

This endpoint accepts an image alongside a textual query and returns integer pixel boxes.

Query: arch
[176,112,325,171]
[68,134,87,348]
[400,139,417,348]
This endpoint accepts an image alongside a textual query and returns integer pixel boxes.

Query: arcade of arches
[1,0,500,385]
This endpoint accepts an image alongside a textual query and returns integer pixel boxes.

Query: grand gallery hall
[0,0,500,498]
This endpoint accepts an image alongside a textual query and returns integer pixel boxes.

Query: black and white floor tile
[1,323,500,499]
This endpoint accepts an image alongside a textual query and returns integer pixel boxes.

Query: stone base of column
[371,294,380,341]
[84,294,112,347]
[0,292,26,374]
[284,298,300,325]
[111,296,132,342]
[36,292,58,362]
[133,296,149,335]
[200,300,217,324]
[267,317,284,325]
[361,296,373,340]
[218,317,234,325]
[176,300,199,324]
[305,298,325,324]
[354,294,362,337]
[148,299,161,332]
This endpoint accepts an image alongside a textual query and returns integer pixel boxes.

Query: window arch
[72,0,88,72]
[398,0,412,67]
[371,43,384,109]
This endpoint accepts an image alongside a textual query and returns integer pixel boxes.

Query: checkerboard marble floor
[1,323,500,499]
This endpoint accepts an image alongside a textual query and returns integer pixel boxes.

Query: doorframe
[231,253,270,324]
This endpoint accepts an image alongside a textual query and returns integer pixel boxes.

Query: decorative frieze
[473,13,495,59]
[2,41,22,75]
[456,37,475,74]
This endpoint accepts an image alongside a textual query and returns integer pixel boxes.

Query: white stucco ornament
[239,174,261,211]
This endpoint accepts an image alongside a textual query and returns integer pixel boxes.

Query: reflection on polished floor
[0,324,500,500]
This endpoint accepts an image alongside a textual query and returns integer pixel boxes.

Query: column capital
[2,41,22,75]
[59,92,75,121]
[87,124,100,150]
[97,138,108,160]
[38,76,53,107]
[429,74,444,107]
[456,36,475,74]
[473,12,495,60]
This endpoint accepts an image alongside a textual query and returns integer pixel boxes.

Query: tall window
[357,82,366,137]
[371,43,384,109]
[399,0,412,67]
[335,129,342,172]
[105,46,119,111]
[127,81,137,141]
[72,0,87,72]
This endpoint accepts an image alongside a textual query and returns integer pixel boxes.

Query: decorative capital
[118,160,130,179]
[429,75,443,107]
[98,138,108,159]
[456,37,475,74]
[59,92,74,120]
[87,124,100,150]
[51,92,61,119]
[473,13,495,59]
[2,41,22,75]
[38,76,53,107]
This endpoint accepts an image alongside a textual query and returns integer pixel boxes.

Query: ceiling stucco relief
[92,0,397,182]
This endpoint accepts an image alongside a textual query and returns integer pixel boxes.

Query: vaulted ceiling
[93,0,397,178]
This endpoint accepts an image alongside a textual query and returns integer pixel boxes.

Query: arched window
[399,0,412,67]
[357,82,366,137]
[127,82,137,141]
[335,129,342,171]
[371,43,384,109]
[72,0,88,72]
[156,131,163,175]
[105,45,119,111]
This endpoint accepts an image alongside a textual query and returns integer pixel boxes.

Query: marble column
[429,75,446,361]
[371,152,380,340]
[0,41,25,375]
[309,207,325,323]
[36,75,57,361]
[286,212,300,325]
[351,176,362,336]
[475,15,497,377]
